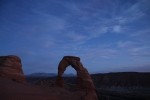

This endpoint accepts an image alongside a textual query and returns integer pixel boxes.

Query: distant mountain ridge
[26,72,75,77]
[26,72,150,88]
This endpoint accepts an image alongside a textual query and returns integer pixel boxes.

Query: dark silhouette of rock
[0,55,26,83]
[0,77,93,100]
[92,72,150,88]
[55,56,98,100]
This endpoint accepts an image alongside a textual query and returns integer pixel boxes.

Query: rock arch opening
[62,65,76,77]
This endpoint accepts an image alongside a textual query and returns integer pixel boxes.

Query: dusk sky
[0,0,150,74]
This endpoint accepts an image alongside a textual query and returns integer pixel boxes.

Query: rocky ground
[1,55,150,100]
[0,77,88,100]
[26,72,150,100]
[0,55,82,100]
[1,72,150,100]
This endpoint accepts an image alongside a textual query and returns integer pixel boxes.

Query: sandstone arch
[55,56,98,100]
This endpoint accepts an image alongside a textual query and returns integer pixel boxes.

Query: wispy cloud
[65,31,87,42]
[131,28,150,37]
[112,25,122,33]
[118,40,150,56]
[1,0,150,74]
[118,41,137,48]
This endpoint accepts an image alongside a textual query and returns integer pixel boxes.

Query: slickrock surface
[0,77,87,100]
[0,55,26,83]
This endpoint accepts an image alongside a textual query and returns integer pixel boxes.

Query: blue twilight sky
[0,0,150,74]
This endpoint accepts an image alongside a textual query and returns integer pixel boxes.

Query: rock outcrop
[0,55,26,83]
[55,56,98,100]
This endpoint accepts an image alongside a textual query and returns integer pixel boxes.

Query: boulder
[0,55,26,83]
[55,56,98,100]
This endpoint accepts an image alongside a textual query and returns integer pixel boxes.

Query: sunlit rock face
[0,55,26,83]
[56,56,98,100]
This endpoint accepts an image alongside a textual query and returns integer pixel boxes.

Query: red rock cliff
[0,55,26,83]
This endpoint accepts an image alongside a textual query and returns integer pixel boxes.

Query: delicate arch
[55,56,98,100]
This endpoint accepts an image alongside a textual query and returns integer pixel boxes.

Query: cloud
[118,41,137,48]
[83,25,109,39]
[117,40,150,56]
[115,17,127,24]
[123,2,145,21]
[1,0,150,74]
[48,0,149,41]
[79,46,118,61]
[43,41,55,48]
[130,47,150,56]
[131,28,150,37]
[65,31,87,42]
[30,10,69,33]
[112,25,122,33]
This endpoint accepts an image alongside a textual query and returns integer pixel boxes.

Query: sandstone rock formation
[0,55,26,83]
[55,56,98,100]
